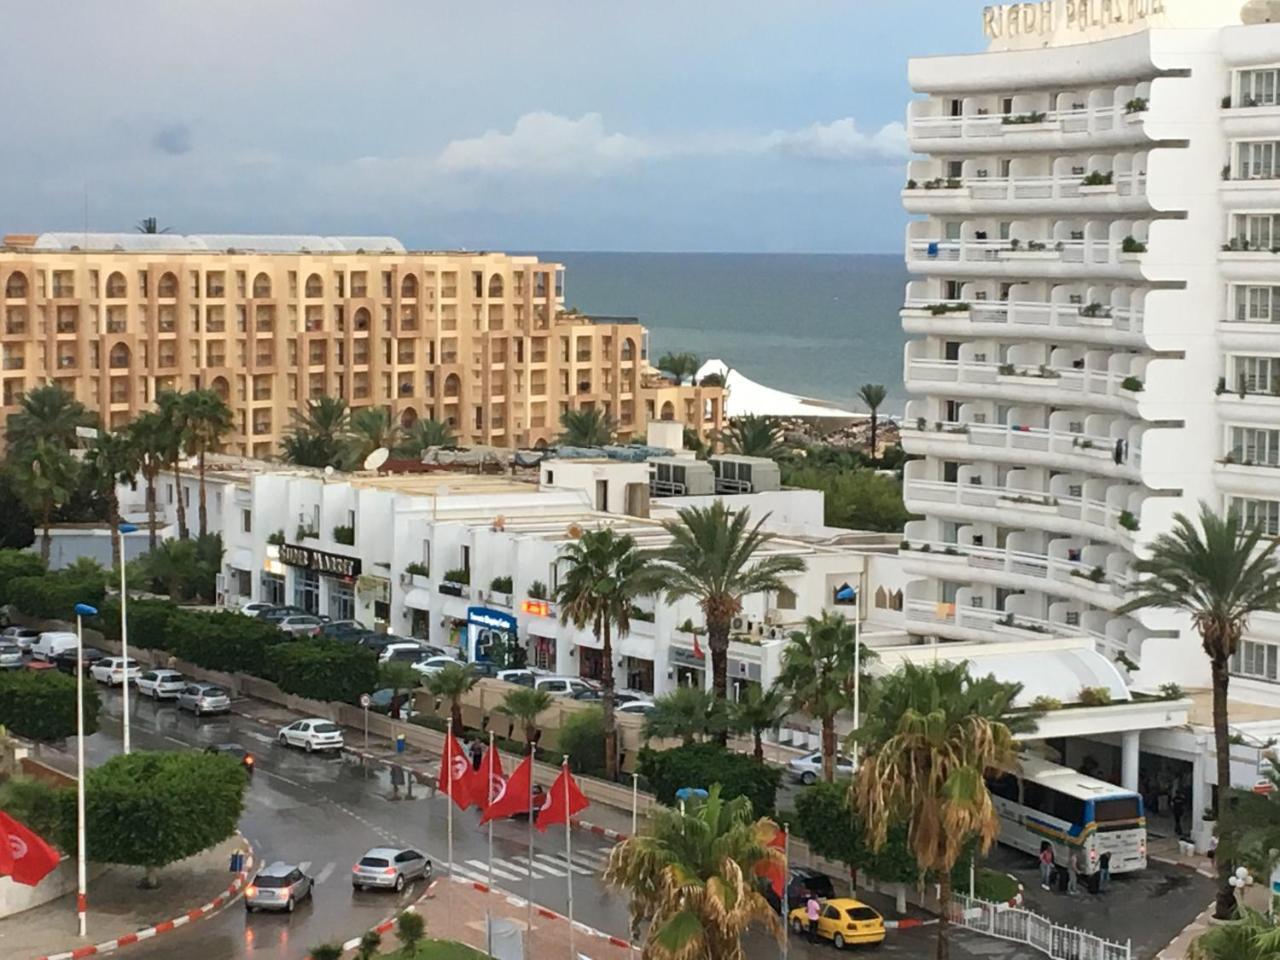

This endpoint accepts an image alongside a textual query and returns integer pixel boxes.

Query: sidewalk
[0,836,247,960]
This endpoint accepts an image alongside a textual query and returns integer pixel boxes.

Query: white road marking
[466,859,523,883]
[299,861,312,874]
[242,730,276,745]
[450,863,490,884]
[537,853,593,876]
[315,862,336,884]
[264,771,302,788]
[512,854,564,877]
[490,856,539,878]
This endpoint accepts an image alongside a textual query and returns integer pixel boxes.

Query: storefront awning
[404,588,432,611]
[228,548,254,571]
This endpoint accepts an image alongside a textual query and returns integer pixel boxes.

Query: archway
[157,272,178,298]
[4,272,27,298]
[105,272,127,298]
[305,273,324,297]
[252,272,272,298]
[401,274,418,298]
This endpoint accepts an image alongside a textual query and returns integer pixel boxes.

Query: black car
[54,646,107,675]
[319,620,366,640]
[205,742,255,775]
[571,688,640,705]
[762,868,837,912]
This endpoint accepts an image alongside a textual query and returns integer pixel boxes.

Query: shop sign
[669,647,705,668]
[468,607,518,632]
[521,599,552,618]
[279,543,361,578]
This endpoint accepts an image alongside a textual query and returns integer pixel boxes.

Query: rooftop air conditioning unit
[766,625,786,641]
[730,616,749,633]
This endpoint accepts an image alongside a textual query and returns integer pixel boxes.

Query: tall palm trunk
[753,730,765,762]
[1211,654,1236,919]
[107,487,122,571]
[869,409,879,462]
[821,713,836,783]
[197,446,208,538]
[144,465,158,550]
[451,698,464,733]
[172,459,188,539]
[936,871,952,960]
[601,617,618,780]
[39,504,52,565]
[707,614,731,746]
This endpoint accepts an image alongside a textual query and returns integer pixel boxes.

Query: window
[241,509,252,533]
[1231,426,1280,466]
[1235,213,1280,249]
[1233,639,1279,681]
[1233,355,1280,395]
[1238,141,1280,178]
[1232,497,1280,535]
[1241,68,1280,106]
[1235,285,1280,323]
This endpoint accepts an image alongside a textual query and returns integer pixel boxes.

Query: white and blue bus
[988,755,1147,883]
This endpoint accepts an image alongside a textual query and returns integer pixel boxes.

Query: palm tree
[10,440,78,564]
[181,389,233,537]
[377,661,420,724]
[343,406,401,470]
[1118,502,1280,919]
[127,411,168,550]
[1217,759,1280,878]
[557,407,616,447]
[284,396,350,467]
[646,502,806,718]
[396,418,456,458]
[155,391,189,538]
[497,687,554,749]
[643,687,730,746]
[603,784,783,960]
[719,415,786,459]
[425,662,477,733]
[777,612,864,783]
[851,661,1032,960]
[555,527,647,780]
[85,429,141,570]
[1188,907,1280,959]
[728,684,788,762]
[858,384,888,461]
[5,383,95,453]
[135,217,170,235]
[656,351,700,385]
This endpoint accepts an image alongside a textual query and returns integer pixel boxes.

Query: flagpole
[526,744,534,941]
[564,755,576,960]
[446,718,455,916]
[486,730,494,956]
[781,825,790,960]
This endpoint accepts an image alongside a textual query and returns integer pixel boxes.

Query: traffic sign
[359,693,372,709]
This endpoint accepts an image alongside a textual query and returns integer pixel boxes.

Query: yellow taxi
[787,897,886,949]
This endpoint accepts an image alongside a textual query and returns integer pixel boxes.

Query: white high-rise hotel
[900,0,1280,693]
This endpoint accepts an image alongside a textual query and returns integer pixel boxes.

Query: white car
[277,718,345,753]
[618,700,656,716]
[239,601,275,617]
[136,668,187,699]
[410,655,464,677]
[378,641,431,664]
[533,676,595,697]
[787,751,856,786]
[89,656,141,686]
[0,626,40,652]
[277,614,324,637]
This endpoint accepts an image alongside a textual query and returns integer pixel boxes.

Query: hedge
[0,550,45,607]
[558,706,606,778]
[638,741,781,817]
[0,669,100,741]
[92,601,285,677]
[262,641,379,704]
[8,572,106,621]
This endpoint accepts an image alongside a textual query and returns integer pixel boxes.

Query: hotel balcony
[904,598,1108,646]
[906,219,1149,280]
[902,288,1145,347]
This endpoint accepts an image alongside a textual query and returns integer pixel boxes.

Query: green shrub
[489,575,513,593]
[1078,686,1112,706]
[332,525,354,546]
[792,781,918,884]
[974,868,1020,903]
[404,561,429,577]
[558,706,606,778]
[638,741,781,817]
[169,610,285,676]
[8,571,106,621]
[0,669,99,741]
[1028,695,1062,712]
[527,580,547,599]
[92,598,179,645]
[442,567,469,585]
[263,641,379,704]
[0,550,45,606]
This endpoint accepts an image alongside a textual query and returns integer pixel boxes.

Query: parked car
[319,620,365,640]
[617,700,656,716]
[354,634,397,655]
[205,742,255,775]
[177,682,231,716]
[54,646,107,676]
[277,614,325,637]
[572,688,640,704]
[1,626,40,652]
[238,600,275,618]
[277,718,344,753]
[787,751,856,786]
[762,867,837,912]
[495,668,536,687]
[245,862,313,913]
[365,688,418,719]
[410,655,465,677]
[787,897,885,949]
[30,631,79,662]
[378,641,431,664]
[89,656,141,686]
[350,847,431,892]
[136,668,187,699]
[0,642,23,669]
[256,605,310,623]
[533,676,596,698]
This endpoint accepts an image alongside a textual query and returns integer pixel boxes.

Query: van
[31,632,78,662]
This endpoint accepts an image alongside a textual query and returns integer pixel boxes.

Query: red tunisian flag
[535,762,589,832]
[479,753,534,825]
[0,811,60,886]
[437,734,480,810]
[756,821,787,900]
[479,743,507,809]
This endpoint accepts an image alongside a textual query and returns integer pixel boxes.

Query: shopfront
[670,647,706,690]
[522,599,557,671]
[327,577,355,621]
[260,571,285,605]
[624,656,654,694]
[279,543,361,617]
[529,631,557,672]
[465,606,520,665]
[579,646,604,682]
[295,570,319,614]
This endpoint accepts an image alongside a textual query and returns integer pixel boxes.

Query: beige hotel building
[0,233,723,455]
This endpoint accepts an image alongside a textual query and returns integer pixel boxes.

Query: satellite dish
[363,447,390,472]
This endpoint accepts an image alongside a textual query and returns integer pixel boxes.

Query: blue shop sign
[467,607,517,632]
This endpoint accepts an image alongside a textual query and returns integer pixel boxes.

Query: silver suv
[176,682,230,716]
[351,847,431,892]
[0,642,22,669]
[245,861,313,913]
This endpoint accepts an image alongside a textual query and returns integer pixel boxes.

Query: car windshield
[847,907,879,922]
[0,644,18,653]
[359,857,390,868]
[314,722,340,734]
[254,874,292,888]
[202,687,227,697]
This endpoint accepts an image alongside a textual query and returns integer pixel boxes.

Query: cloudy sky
[3,1,980,253]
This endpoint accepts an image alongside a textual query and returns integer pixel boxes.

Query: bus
[987,755,1147,884]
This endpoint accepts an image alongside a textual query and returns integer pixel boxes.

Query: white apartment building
[901,0,1280,705]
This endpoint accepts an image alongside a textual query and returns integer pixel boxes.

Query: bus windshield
[1094,796,1143,824]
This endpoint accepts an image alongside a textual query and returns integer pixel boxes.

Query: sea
[534,252,909,417]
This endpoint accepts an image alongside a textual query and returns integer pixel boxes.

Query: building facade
[0,233,722,455]
[899,0,1280,699]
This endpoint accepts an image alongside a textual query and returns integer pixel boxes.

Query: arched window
[400,407,418,427]
[621,338,636,361]
[252,272,272,298]
[488,274,504,298]
[109,343,131,368]
[157,272,178,298]
[4,272,27,299]
[354,307,370,331]
[660,401,675,421]
[401,274,418,298]
[875,586,889,609]
[443,373,461,398]
[105,272,127,298]
[776,586,797,610]
[305,273,323,297]
[210,376,230,401]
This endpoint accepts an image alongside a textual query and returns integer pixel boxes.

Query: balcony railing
[904,599,1108,644]
[901,538,1131,598]
[903,298,1144,335]
[907,420,1142,471]
[908,238,1134,266]
[905,478,1133,536]
[908,172,1146,201]
[906,357,1137,404]
[910,104,1124,141]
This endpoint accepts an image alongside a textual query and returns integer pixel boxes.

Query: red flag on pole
[480,753,534,824]
[535,762,589,832]
[757,821,787,899]
[481,744,507,809]
[437,734,480,810]
[0,812,60,886]
[692,634,705,660]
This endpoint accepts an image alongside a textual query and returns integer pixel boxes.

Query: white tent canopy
[697,359,858,420]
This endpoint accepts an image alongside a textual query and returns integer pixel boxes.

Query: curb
[572,817,628,843]
[443,873,633,950]
[1150,854,1218,881]
[883,917,940,929]
[35,836,255,960]
[322,879,438,958]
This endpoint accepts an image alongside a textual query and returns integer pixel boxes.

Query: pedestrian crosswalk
[449,846,611,886]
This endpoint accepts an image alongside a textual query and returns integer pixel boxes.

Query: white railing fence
[949,893,1131,960]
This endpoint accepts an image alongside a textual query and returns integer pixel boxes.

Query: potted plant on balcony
[527,579,548,600]
[439,567,470,597]
[489,575,514,606]
[401,561,429,587]
[332,524,355,546]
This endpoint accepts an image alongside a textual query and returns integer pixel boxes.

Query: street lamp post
[74,601,99,939]
[117,523,138,755]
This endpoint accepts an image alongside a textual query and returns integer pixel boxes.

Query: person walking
[1097,852,1111,894]
[1038,842,1054,891]
[1171,784,1187,838]
[468,736,484,772]
[1067,849,1081,896]
[806,894,821,942]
